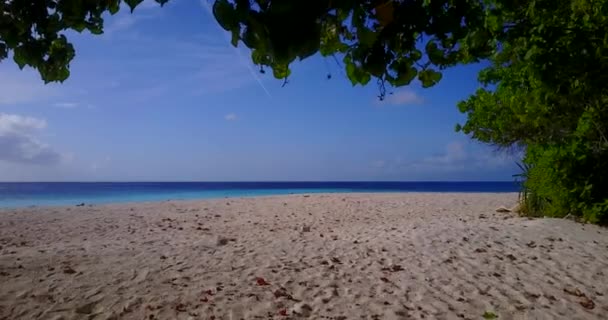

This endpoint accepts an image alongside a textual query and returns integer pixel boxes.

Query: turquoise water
[0,182,519,208]
[2,188,344,208]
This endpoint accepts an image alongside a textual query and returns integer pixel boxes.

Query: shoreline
[0,191,520,211]
[1,192,606,319]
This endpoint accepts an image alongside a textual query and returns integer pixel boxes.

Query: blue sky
[0,0,519,181]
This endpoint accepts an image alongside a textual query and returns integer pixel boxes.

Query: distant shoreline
[0,191,520,210]
[0,181,519,209]
[0,180,517,183]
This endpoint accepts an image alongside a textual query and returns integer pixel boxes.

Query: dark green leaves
[12,36,74,82]
[457,0,608,224]
[418,69,442,88]
[231,29,240,47]
[109,0,121,14]
[251,49,268,65]
[125,0,145,12]
[0,0,177,82]
[0,43,7,60]
[1,0,490,90]
[393,66,417,87]
[213,0,238,32]
[272,63,291,79]
[426,41,445,65]
[13,46,30,69]
[198,0,488,94]
[357,27,377,48]
[345,57,371,86]
[410,49,422,62]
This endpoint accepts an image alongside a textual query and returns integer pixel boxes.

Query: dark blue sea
[0,181,519,208]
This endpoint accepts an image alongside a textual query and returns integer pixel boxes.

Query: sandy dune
[1,193,607,319]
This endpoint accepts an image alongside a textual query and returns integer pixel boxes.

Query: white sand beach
[1,193,607,319]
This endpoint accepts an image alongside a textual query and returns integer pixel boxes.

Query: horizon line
[0,180,518,183]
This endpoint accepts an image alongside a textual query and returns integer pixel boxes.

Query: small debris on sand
[2,193,607,320]
[217,237,230,246]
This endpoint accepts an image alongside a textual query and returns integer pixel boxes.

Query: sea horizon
[0,181,519,208]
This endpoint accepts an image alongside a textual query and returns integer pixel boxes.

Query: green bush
[457,0,608,225]
[518,108,608,224]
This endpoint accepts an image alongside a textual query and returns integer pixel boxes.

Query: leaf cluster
[212,0,496,96]
[0,0,168,82]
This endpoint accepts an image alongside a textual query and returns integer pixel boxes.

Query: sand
[0,193,607,320]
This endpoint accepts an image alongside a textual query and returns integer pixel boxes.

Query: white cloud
[52,102,79,108]
[225,113,237,121]
[0,113,64,165]
[376,89,424,106]
[0,114,46,132]
[372,141,518,177]
[409,141,517,173]
[422,141,468,166]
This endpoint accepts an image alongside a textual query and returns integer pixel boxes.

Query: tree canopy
[457,0,608,223]
[1,0,496,94]
[0,0,162,82]
[2,0,608,223]
[210,0,496,95]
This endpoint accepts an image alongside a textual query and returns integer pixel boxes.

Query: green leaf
[337,8,349,21]
[357,69,371,85]
[345,58,358,86]
[13,46,28,69]
[426,40,444,65]
[364,49,387,78]
[272,63,291,79]
[235,0,250,16]
[410,49,422,62]
[418,69,442,88]
[241,26,258,48]
[344,56,370,86]
[485,14,501,33]
[351,7,365,30]
[108,0,120,14]
[482,311,498,320]
[251,49,264,65]
[90,25,103,35]
[72,22,86,32]
[124,0,144,12]
[524,46,537,60]
[357,27,377,47]
[213,0,238,32]
[230,28,239,47]
[297,29,321,60]
[393,67,417,86]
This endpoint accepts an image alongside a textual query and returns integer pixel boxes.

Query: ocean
[0,181,519,208]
